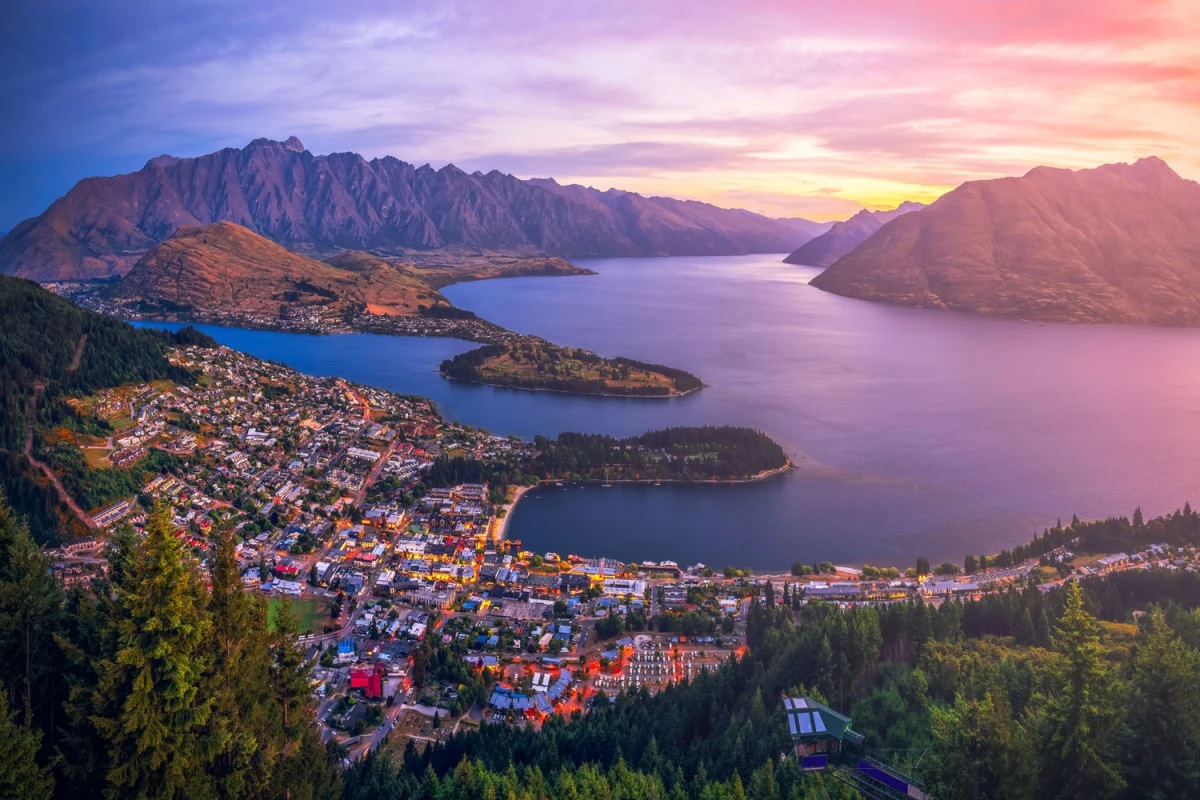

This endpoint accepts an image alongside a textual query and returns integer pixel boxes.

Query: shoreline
[497,459,792,550]
[530,458,794,490]
[440,372,704,399]
[125,313,501,343]
[493,484,532,542]
[127,315,705,401]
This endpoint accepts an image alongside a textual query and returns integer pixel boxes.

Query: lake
[138,254,1200,569]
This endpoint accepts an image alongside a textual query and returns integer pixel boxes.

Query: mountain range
[0,137,823,282]
[811,157,1200,325]
[783,201,924,267]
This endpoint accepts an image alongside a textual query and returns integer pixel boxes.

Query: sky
[2,0,1198,230]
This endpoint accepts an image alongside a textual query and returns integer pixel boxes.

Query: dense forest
[0,275,214,543]
[440,342,703,397]
[530,426,789,481]
[422,427,789,505]
[0,496,343,800]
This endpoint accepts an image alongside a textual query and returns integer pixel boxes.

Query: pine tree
[203,528,270,799]
[268,598,311,733]
[0,498,62,732]
[1125,606,1200,797]
[928,692,1033,800]
[1015,608,1036,646]
[1037,582,1125,800]
[1035,608,1053,649]
[90,503,213,800]
[0,687,53,800]
[1133,506,1144,529]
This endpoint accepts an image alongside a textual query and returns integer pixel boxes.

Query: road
[354,440,398,505]
[25,377,99,531]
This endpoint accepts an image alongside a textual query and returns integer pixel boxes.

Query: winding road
[24,335,99,531]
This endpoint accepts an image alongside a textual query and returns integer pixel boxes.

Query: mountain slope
[774,217,836,240]
[527,178,823,256]
[810,157,1200,325]
[783,201,924,267]
[107,222,452,317]
[0,138,814,281]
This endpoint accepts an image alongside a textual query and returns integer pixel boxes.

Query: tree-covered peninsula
[420,426,790,493]
[531,426,789,481]
[440,341,703,397]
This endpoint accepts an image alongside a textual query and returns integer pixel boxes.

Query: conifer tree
[90,503,213,800]
[268,598,310,733]
[928,692,1033,800]
[1015,608,1036,646]
[1125,606,1200,797]
[0,498,62,732]
[0,687,53,800]
[1037,582,1124,800]
[203,528,269,799]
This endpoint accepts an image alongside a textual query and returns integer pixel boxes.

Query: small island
[440,341,703,397]
[530,426,790,482]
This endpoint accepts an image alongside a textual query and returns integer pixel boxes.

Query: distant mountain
[811,157,1200,325]
[783,201,924,267]
[104,222,584,317]
[774,217,836,239]
[0,137,816,282]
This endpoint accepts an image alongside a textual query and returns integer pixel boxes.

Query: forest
[0,498,343,800]
[0,274,215,543]
[420,427,789,506]
[529,426,789,481]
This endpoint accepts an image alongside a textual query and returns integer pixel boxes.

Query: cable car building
[783,697,930,800]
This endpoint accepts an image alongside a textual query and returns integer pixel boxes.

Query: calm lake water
[138,254,1200,568]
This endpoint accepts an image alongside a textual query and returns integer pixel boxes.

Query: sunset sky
[3,0,1198,229]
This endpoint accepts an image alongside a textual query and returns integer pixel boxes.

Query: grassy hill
[107,222,452,317]
[103,222,593,323]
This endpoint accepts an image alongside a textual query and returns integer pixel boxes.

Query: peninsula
[63,222,589,342]
[47,222,705,399]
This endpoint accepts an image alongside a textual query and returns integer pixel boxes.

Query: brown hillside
[811,157,1200,325]
[108,223,448,317]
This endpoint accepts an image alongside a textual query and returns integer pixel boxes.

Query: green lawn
[267,596,323,635]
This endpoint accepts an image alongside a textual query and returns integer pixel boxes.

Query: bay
[138,254,1200,569]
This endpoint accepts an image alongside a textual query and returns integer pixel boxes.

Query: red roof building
[350,664,386,700]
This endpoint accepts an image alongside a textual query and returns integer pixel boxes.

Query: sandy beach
[493,484,532,541]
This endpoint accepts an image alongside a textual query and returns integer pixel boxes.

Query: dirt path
[67,333,87,372]
[24,335,99,531]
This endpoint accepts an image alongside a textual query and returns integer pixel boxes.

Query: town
[42,342,1192,763]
